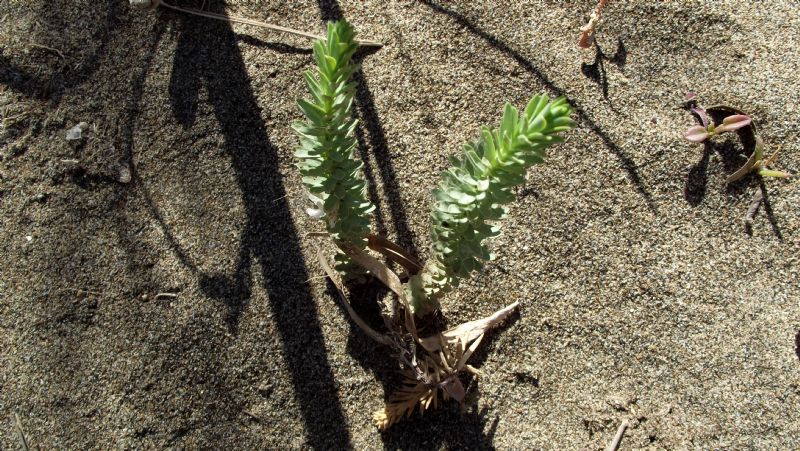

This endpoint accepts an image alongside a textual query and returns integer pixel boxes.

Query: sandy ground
[1,0,798,449]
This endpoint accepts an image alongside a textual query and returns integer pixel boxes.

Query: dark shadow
[165,1,352,448]
[795,330,800,362]
[113,17,169,295]
[331,278,397,399]
[351,62,420,255]
[235,35,313,54]
[381,408,499,451]
[317,0,344,21]
[581,38,627,99]
[684,141,711,206]
[0,0,122,102]
[419,0,656,214]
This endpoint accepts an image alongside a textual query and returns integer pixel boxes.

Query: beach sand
[1,0,798,448]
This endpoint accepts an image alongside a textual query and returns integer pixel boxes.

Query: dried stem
[158,1,383,47]
[579,0,609,48]
[605,419,628,451]
[743,188,764,232]
[312,233,518,430]
[14,413,30,451]
[367,234,424,275]
[315,248,391,345]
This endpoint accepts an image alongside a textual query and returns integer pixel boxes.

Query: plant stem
[605,419,628,451]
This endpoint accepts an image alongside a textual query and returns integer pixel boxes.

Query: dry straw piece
[128,0,382,47]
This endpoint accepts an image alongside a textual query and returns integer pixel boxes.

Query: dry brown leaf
[419,301,519,352]
[339,243,420,341]
[339,244,405,298]
[367,234,424,275]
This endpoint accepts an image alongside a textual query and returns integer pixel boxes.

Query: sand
[1,0,798,449]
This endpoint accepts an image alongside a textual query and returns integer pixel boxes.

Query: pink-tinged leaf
[685,125,709,143]
[717,114,752,133]
[690,106,709,127]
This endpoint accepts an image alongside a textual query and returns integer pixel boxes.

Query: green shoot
[293,20,374,277]
[406,96,575,315]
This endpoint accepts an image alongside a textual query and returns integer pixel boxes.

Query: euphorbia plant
[406,97,575,315]
[293,21,375,278]
[295,21,575,429]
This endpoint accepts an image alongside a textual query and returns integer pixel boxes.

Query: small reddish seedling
[684,93,790,181]
[684,93,790,233]
[684,107,752,143]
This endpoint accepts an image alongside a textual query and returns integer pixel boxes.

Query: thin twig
[159,1,382,47]
[743,189,764,231]
[605,419,628,451]
[155,292,179,299]
[67,287,103,296]
[242,410,261,422]
[14,413,31,451]
[29,42,65,59]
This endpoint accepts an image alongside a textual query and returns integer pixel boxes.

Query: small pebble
[117,164,132,184]
[66,122,89,141]
[129,0,161,10]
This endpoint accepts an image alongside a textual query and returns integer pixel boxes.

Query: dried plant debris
[373,333,486,431]
[579,0,609,48]
[319,239,518,430]
[128,0,382,47]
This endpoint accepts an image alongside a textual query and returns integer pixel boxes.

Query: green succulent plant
[295,20,576,430]
[293,20,374,277]
[405,96,575,315]
[294,21,575,314]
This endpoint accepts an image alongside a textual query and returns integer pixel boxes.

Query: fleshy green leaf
[411,94,575,312]
[292,20,373,281]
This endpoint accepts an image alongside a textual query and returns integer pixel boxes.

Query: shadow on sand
[161,1,352,447]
